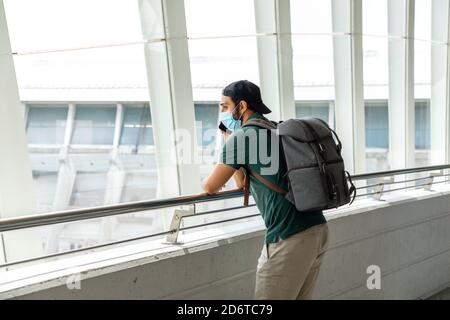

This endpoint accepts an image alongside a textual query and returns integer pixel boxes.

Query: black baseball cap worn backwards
[222,80,272,114]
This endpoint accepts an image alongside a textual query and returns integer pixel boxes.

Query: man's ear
[240,100,249,113]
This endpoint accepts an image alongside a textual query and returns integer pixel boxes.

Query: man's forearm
[233,168,246,189]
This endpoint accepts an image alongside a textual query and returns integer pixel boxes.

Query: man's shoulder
[242,118,274,131]
[228,126,260,138]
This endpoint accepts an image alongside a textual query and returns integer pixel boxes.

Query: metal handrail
[0,189,244,233]
[0,164,449,234]
[0,164,449,268]
[350,164,450,180]
[356,177,450,197]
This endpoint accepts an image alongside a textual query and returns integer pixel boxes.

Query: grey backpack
[242,117,356,212]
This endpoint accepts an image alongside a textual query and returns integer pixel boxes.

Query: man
[201,80,329,300]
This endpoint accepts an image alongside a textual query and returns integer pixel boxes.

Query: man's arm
[201,128,246,194]
[201,163,237,195]
[232,167,245,189]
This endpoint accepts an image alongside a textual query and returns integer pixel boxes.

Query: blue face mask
[218,102,243,132]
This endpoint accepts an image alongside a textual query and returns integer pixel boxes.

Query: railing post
[163,205,195,245]
[424,170,443,191]
[373,176,394,201]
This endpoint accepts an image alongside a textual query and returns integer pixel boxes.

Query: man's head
[219,80,271,127]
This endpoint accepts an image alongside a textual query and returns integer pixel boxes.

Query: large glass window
[120,104,154,146]
[69,172,108,209]
[362,0,389,172]
[26,105,68,144]
[362,0,388,36]
[32,171,58,213]
[194,103,219,147]
[25,106,67,215]
[185,0,260,193]
[292,35,335,102]
[71,105,117,145]
[184,0,255,38]
[185,0,259,100]
[365,100,389,172]
[188,37,260,101]
[290,0,332,35]
[365,101,389,149]
[118,153,159,203]
[363,100,431,168]
[414,0,431,166]
[290,0,335,123]
[3,0,143,53]
[120,172,158,203]
[295,101,330,124]
[5,1,153,258]
[415,100,431,150]
[185,0,259,215]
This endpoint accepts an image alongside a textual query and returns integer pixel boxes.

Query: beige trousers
[254,223,329,300]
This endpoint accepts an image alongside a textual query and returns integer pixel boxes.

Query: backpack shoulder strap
[243,166,288,206]
[313,117,342,153]
[241,118,287,206]
[242,118,277,130]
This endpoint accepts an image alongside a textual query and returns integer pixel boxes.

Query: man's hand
[222,130,231,141]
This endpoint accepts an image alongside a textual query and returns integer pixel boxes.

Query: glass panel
[120,172,158,203]
[26,105,68,144]
[365,101,389,172]
[295,101,329,123]
[415,100,430,150]
[28,147,61,215]
[362,0,389,172]
[188,37,260,101]
[1,1,164,266]
[32,171,58,213]
[72,105,116,145]
[414,0,431,166]
[12,44,149,102]
[290,0,332,34]
[69,171,108,209]
[415,40,431,98]
[185,0,259,192]
[363,36,389,99]
[194,103,219,147]
[365,101,389,148]
[120,104,154,146]
[184,0,256,38]
[65,149,111,210]
[363,35,390,173]
[292,35,335,102]
[292,34,335,130]
[3,0,143,52]
[118,153,159,203]
[188,35,260,187]
[414,0,431,41]
[362,0,388,36]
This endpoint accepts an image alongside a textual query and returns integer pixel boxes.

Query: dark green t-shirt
[220,112,327,244]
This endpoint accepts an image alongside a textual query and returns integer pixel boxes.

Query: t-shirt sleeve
[219,130,246,170]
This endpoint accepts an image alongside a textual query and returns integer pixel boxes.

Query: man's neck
[241,110,256,125]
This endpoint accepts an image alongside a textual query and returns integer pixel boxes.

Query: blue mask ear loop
[229,101,241,131]
[231,101,241,119]
[233,101,247,124]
